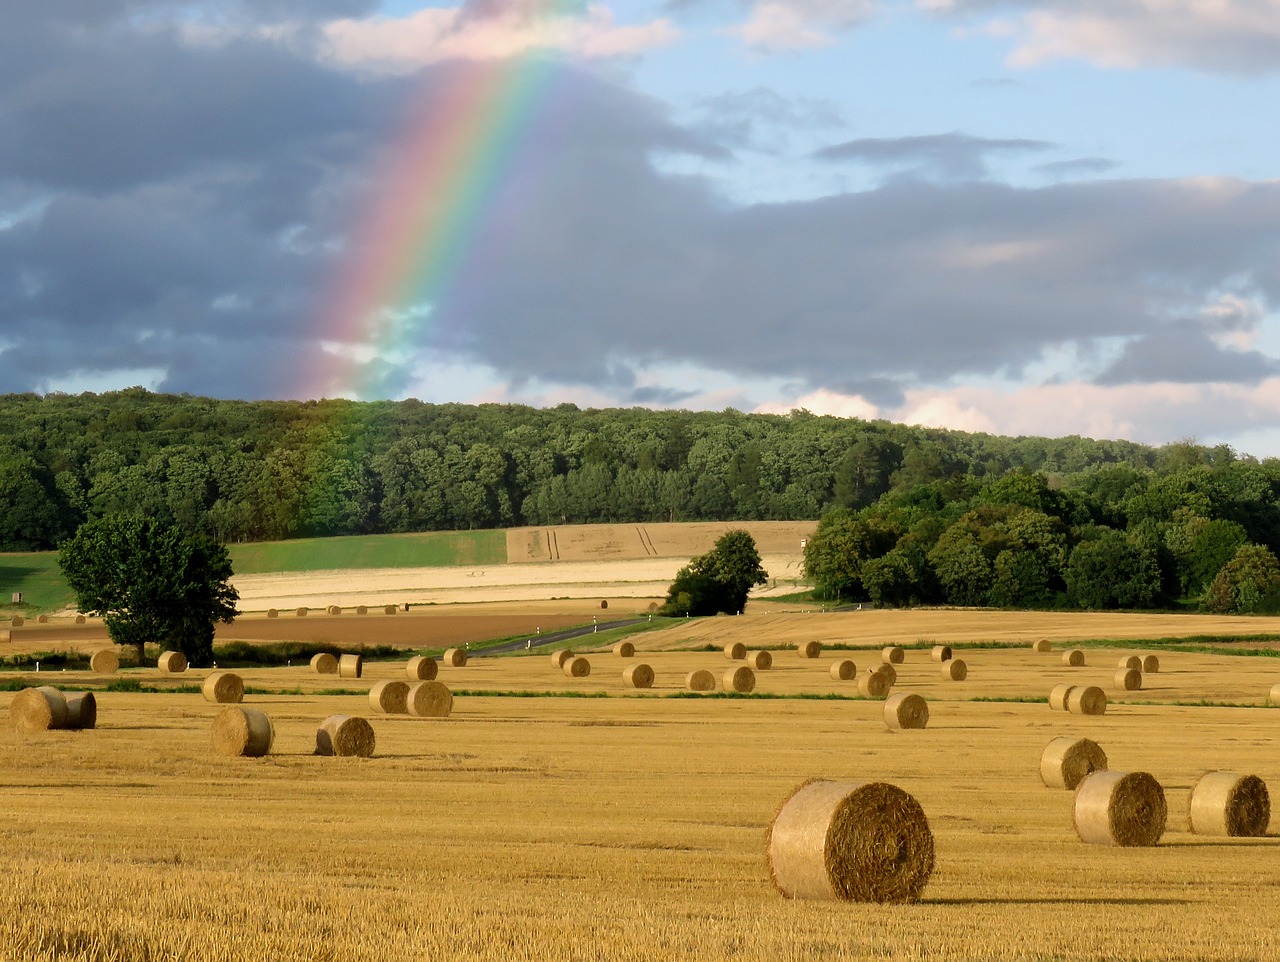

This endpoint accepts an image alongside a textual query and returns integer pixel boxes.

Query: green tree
[1202,544,1280,614]
[57,516,239,666]
[1065,530,1161,610]
[660,530,768,616]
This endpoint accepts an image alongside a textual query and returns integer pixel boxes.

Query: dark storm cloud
[812,132,1052,181]
[1096,323,1278,386]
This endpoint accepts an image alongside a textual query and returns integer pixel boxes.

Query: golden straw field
[6,610,1280,961]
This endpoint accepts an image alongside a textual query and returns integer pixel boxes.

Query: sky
[4,1,1280,455]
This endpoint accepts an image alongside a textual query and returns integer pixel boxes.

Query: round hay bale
[443,648,467,668]
[830,659,856,681]
[90,649,119,674]
[267,608,278,619]
[1040,736,1107,790]
[356,605,368,615]
[881,646,905,665]
[767,779,934,903]
[798,641,822,659]
[369,680,410,714]
[338,654,363,679]
[1118,655,1142,670]
[310,652,338,675]
[1270,682,1280,707]
[1062,649,1085,667]
[11,686,68,732]
[210,706,274,758]
[878,664,897,687]
[1142,654,1160,673]
[686,669,716,692]
[1049,683,1077,711]
[64,692,96,731]
[1113,667,1142,691]
[613,641,635,658]
[384,605,397,615]
[295,607,308,617]
[724,666,755,693]
[1034,639,1052,652]
[405,656,438,681]
[600,599,608,609]
[941,659,967,681]
[36,615,47,624]
[884,692,928,730]
[0,629,8,643]
[201,671,244,705]
[563,656,591,678]
[74,615,86,625]
[327,605,341,615]
[1073,771,1167,847]
[1067,685,1107,716]
[406,681,453,718]
[11,615,23,627]
[623,663,654,689]
[748,650,773,671]
[157,650,187,674]
[857,670,891,699]
[550,649,572,669]
[724,642,747,660]
[316,714,375,757]
[1189,771,1270,837]
[930,645,952,663]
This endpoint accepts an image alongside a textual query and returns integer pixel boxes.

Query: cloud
[1096,322,1278,386]
[723,0,877,51]
[1034,157,1118,180]
[922,0,1280,75]
[693,87,845,152]
[813,131,1053,181]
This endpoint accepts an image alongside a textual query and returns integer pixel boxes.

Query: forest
[0,388,1275,612]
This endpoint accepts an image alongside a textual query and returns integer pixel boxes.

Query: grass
[0,552,76,615]
[228,529,507,574]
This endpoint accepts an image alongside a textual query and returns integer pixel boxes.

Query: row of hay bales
[368,679,453,717]
[209,707,378,759]
[1038,735,1270,846]
[269,605,401,618]
[10,686,96,731]
[8,614,52,627]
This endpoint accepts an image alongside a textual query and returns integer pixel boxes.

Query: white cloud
[724,0,876,52]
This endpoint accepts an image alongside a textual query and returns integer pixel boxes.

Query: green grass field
[227,529,507,574]
[0,552,75,614]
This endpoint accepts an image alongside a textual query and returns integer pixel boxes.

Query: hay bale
[623,663,654,689]
[881,646,905,665]
[767,779,934,903]
[724,642,747,660]
[1189,771,1270,837]
[930,645,951,663]
[884,692,928,730]
[316,714,375,757]
[798,641,822,659]
[356,605,368,615]
[551,650,572,669]
[563,656,591,678]
[406,681,453,718]
[613,641,635,658]
[1113,667,1142,691]
[11,616,23,627]
[11,686,68,732]
[749,650,773,670]
[327,605,341,615]
[201,671,244,704]
[830,660,856,681]
[405,656,438,681]
[384,604,397,615]
[267,608,278,619]
[36,615,47,624]
[1040,736,1107,790]
[1034,639,1052,652]
[1270,682,1280,707]
[600,599,608,609]
[941,659,967,681]
[1073,771,1167,847]
[878,664,897,686]
[74,615,86,625]
[0,629,8,643]
[1067,685,1107,716]
[1142,654,1160,673]
[369,680,410,714]
[90,649,119,674]
[1118,655,1142,670]
[64,692,96,731]
[1062,649,1085,667]
[724,666,755,693]
[295,607,308,617]
[686,669,716,692]
[1049,683,1077,711]
[443,648,467,668]
[157,650,187,674]
[338,654,363,679]
[210,706,274,758]
[310,652,339,675]
[857,670,891,699]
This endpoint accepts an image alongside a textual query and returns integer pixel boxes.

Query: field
[6,523,1280,960]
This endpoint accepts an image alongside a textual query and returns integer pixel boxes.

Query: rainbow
[303,55,560,400]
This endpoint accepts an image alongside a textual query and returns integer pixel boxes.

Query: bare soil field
[3,637,1280,961]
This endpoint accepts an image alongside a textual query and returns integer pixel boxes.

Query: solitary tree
[58,516,239,666]
[661,529,768,616]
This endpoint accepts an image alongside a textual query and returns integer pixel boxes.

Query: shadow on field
[931,897,1192,906]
